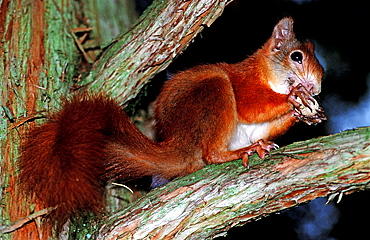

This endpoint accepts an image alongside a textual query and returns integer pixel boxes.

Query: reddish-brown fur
[19,95,116,230]
[19,17,324,237]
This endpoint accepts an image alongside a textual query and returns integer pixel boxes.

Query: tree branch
[96,127,370,239]
[0,207,56,234]
[80,0,232,103]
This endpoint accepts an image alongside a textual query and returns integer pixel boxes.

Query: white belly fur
[228,122,269,150]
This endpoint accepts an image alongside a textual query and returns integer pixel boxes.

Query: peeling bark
[95,127,370,240]
[81,0,231,104]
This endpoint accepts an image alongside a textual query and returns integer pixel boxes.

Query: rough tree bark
[0,1,93,239]
[80,0,229,103]
[93,127,370,239]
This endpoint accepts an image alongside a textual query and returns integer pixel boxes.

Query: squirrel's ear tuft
[268,17,295,52]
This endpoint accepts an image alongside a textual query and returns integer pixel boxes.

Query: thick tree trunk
[96,127,370,240]
[1,0,83,239]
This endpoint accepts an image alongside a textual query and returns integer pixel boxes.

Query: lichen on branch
[96,127,370,240]
[81,0,231,104]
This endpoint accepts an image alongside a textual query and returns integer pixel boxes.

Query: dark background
[135,0,370,239]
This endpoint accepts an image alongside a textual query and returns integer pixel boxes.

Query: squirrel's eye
[291,51,303,64]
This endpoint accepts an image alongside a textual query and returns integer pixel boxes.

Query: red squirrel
[19,17,326,233]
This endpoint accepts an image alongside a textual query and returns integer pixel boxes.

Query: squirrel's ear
[268,17,295,52]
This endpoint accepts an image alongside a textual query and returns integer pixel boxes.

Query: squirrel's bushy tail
[19,94,124,230]
[19,93,193,233]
